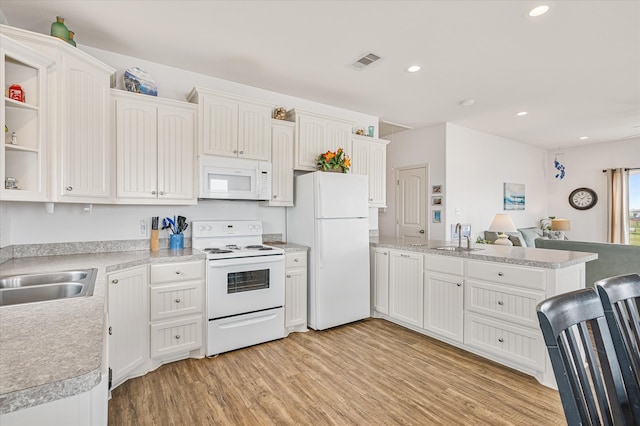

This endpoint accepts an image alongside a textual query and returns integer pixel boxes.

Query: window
[630,171,640,246]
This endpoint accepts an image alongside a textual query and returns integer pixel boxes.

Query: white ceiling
[1,1,639,149]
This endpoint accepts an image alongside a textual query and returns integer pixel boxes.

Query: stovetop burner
[204,248,234,254]
[225,244,241,250]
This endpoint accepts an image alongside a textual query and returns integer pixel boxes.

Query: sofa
[534,239,640,288]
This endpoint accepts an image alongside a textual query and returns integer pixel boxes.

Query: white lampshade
[489,214,517,246]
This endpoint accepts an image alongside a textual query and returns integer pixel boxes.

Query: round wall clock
[569,187,598,210]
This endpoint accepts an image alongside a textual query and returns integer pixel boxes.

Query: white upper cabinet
[188,87,272,161]
[0,25,116,203]
[351,135,389,207]
[0,34,53,202]
[286,109,353,171]
[262,119,294,206]
[113,90,197,204]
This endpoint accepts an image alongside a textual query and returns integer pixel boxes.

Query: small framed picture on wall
[433,210,441,223]
[432,196,443,206]
[432,185,442,194]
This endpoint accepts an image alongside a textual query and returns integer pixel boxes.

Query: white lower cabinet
[388,250,424,328]
[285,251,307,334]
[107,265,149,389]
[423,255,464,343]
[372,248,586,388]
[107,260,204,390]
[371,247,390,315]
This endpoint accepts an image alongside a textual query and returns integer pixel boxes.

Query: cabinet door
[115,98,158,199]
[157,105,196,201]
[351,137,369,177]
[373,248,390,314]
[108,266,148,389]
[285,268,307,331]
[201,95,238,157]
[295,114,327,170]
[424,271,464,342]
[389,250,424,327]
[368,140,387,207]
[326,120,352,161]
[237,101,271,161]
[59,54,111,200]
[269,121,294,205]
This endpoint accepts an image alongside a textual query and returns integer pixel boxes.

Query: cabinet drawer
[464,312,545,371]
[467,260,545,290]
[425,254,463,276]
[150,316,202,359]
[466,280,544,328]
[150,282,203,321]
[150,261,204,284]
[286,251,307,269]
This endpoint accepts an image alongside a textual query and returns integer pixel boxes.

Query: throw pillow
[518,227,543,248]
[508,234,525,247]
[543,230,565,240]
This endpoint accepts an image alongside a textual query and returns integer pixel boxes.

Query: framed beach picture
[432,196,443,206]
[433,210,441,223]
[504,183,525,210]
[432,185,442,194]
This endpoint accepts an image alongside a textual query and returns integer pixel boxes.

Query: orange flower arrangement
[317,148,350,173]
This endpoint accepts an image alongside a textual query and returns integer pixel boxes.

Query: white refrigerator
[286,171,370,330]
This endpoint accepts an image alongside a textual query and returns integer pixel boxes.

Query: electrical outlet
[139,220,147,237]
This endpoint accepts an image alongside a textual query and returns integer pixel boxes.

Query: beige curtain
[607,168,630,244]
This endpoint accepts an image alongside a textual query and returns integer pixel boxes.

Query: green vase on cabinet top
[67,30,76,47]
[50,16,69,41]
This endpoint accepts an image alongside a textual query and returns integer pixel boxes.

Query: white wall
[546,137,640,242]
[379,123,446,239]
[1,42,380,247]
[445,123,548,241]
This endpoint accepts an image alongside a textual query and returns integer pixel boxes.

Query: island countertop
[371,237,598,269]
[0,248,205,414]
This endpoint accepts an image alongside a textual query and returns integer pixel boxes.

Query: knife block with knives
[151,216,159,251]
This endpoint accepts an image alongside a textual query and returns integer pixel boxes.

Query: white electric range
[192,220,285,356]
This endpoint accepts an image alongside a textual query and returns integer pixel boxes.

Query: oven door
[207,255,285,319]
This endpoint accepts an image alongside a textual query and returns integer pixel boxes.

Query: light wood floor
[108,318,565,425]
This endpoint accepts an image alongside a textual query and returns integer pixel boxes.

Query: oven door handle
[208,255,284,268]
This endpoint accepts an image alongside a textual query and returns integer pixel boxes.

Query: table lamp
[489,213,517,246]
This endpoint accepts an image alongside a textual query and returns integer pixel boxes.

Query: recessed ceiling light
[460,98,475,107]
[406,65,421,73]
[528,5,550,17]
[579,136,588,140]
[517,111,528,116]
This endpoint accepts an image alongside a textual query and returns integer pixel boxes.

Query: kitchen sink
[434,246,484,252]
[0,269,97,307]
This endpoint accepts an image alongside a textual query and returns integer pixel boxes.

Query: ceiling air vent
[349,52,383,71]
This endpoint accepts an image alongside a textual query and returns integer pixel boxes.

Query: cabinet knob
[287,274,291,278]
[175,298,182,303]
[175,270,181,275]
[151,190,157,195]
[400,254,410,257]
[159,191,165,196]
[498,272,504,277]
[369,198,373,201]
[498,338,504,343]
[175,335,181,340]
[383,252,387,256]
[233,150,238,154]
[108,326,112,335]
[294,258,299,262]
[239,150,244,154]
[273,195,278,199]
[112,279,118,284]
[65,186,73,191]
[419,230,425,234]
[497,300,504,305]
[457,283,462,287]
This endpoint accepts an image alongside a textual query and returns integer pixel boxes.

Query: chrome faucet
[456,223,462,248]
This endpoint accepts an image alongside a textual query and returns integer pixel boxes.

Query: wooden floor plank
[109,318,565,425]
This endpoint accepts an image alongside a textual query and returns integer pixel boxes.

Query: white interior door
[396,165,427,241]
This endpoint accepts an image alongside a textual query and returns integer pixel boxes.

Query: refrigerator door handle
[317,221,324,269]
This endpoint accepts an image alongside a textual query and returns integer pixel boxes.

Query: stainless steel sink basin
[0,269,97,307]
[435,246,484,252]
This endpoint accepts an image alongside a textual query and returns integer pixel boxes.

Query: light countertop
[0,248,205,414]
[371,237,598,269]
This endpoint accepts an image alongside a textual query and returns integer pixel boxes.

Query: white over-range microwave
[199,155,272,201]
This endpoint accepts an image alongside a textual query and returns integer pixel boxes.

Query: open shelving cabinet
[1,34,53,201]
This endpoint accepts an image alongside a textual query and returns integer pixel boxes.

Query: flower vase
[323,167,345,173]
[51,16,69,41]
[68,31,76,47]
